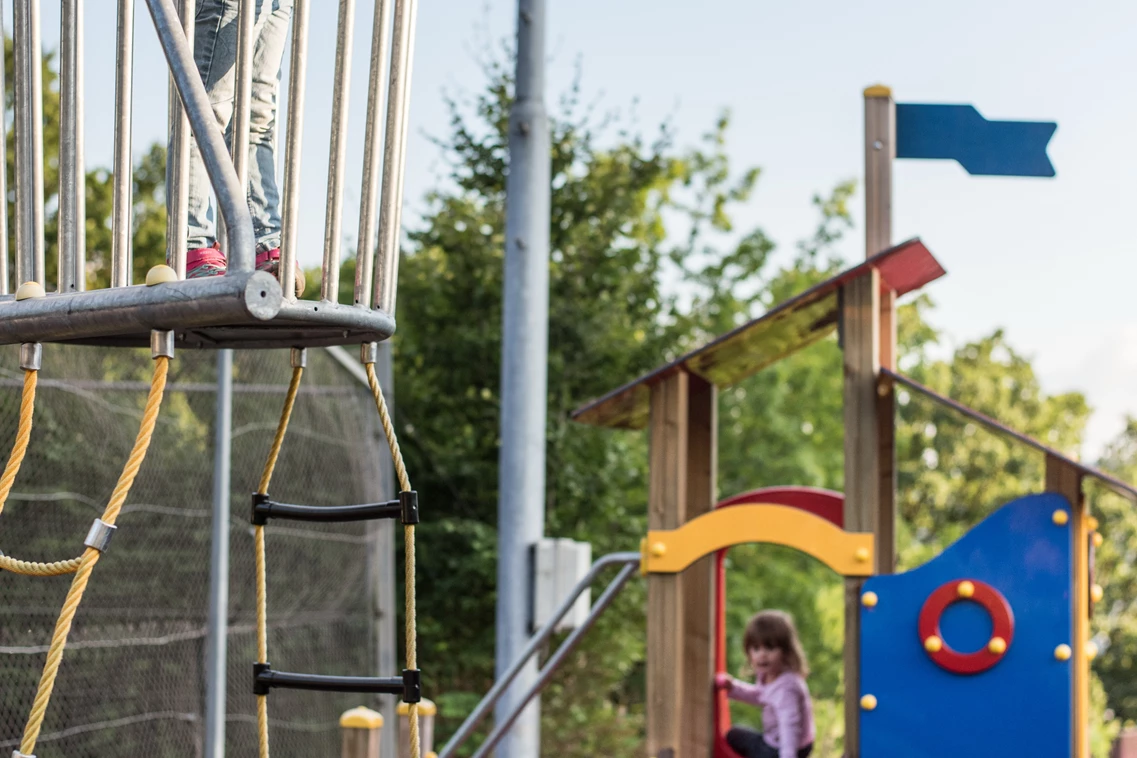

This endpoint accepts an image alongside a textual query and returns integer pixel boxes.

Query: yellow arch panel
[643,504,874,577]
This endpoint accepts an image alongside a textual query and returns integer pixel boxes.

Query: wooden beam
[1046,454,1086,758]
[841,271,880,758]
[681,375,716,758]
[647,371,689,758]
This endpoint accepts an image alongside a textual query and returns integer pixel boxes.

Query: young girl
[715,610,815,758]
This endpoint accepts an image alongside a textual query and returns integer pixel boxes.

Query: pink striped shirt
[727,672,815,758]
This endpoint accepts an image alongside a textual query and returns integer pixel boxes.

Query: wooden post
[864,84,896,576]
[646,370,717,758]
[1046,455,1087,758]
[682,375,717,757]
[841,270,880,758]
[341,706,384,758]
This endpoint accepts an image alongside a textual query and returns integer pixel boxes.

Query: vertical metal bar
[353,0,393,307]
[372,0,420,314]
[59,0,85,293]
[145,0,255,271]
[231,0,255,188]
[166,0,194,278]
[111,0,135,288]
[14,0,46,288]
[280,0,310,301]
[320,0,356,302]
[494,2,549,757]
[204,348,233,758]
[0,0,10,294]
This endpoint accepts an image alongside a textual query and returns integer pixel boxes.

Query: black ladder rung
[251,491,418,525]
[253,664,421,702]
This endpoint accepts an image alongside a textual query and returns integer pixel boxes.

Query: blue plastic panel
[896,103,1057,177]
[860,493,1073,757]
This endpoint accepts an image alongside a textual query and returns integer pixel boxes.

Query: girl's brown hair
[743,610,809,677]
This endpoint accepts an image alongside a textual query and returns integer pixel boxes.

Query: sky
[14,0,1137,462]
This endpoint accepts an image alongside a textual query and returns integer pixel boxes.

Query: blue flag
[895,103,1056,177]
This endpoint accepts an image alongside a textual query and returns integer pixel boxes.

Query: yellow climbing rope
[254,363,305,758]
[0,366,84,578]
[17,353,170,757]
[366,361,421,758]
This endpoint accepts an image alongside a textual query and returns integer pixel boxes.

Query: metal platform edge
[0,273,397,350]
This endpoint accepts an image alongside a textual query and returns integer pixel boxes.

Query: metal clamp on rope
[361,342,379,365]
[13,750,36,758]
[83,519,117,553]
[290,347,307,369]
[400,490,419,525]
[19,343,42,371]
[150,330,175,360]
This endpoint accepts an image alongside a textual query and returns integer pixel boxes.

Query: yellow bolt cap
[1086,641,1099,660]
[860,694,878,711]
[650,542,667,558]
[1052,510,1069,526]
[340,706,384,729]
[1054,644,1072,661]
[957,580,975,598]
[1093,532,1104,548]
[15,281,45,300]
[988,636,1007,655]
[861,591,878,608]
[923,635,942,653]
[863,84,892,98]
[146,264,179,285]
[1091,584,1104,603]
[854,547,871,563]
[1088,516,1100,530]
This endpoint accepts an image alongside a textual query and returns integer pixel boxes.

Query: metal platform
[0,273,396,349]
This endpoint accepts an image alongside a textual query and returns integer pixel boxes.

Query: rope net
[0,345,395,756]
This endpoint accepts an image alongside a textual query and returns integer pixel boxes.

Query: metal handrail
[438,551,641,758]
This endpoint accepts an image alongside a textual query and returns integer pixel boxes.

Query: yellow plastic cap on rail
[340,706,384,729]
[397,698,438,716]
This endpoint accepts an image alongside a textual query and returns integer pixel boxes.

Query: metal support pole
[0,0,11,294]
[14,0,45,288]
[280,0,311,301]
[59,0,85,293]
[321,0,357,302]
[204,348,234,758]
[353,0,393,308]
[111,0,134,288]
[166,0,194,278]
[494,2,550,756]
[372,0,420,315]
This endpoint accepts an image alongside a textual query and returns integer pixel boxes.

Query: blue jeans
[178,0,294,253]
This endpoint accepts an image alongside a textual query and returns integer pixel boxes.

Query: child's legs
[246,0,294,253]
[725,727,779,758]
[181,0,240,250]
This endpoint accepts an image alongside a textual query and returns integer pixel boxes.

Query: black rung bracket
[400,490,419,525]
[252,492,416,526]
[254,663,421,703]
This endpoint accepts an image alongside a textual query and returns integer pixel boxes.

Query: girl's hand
[714,673,733,691]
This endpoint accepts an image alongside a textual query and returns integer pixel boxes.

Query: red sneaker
[256,248,305,298]
[187,244,227,278]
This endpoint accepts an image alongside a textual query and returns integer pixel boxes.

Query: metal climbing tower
[0,0,425,756]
